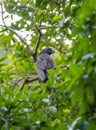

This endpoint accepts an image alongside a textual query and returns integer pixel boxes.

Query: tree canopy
[0,0,96,129]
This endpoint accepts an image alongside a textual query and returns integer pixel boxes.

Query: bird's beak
[51,49,55,54]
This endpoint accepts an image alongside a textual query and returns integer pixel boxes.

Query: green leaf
[53,15,62,22]
[51,118,60,127]
[88,123,96,130]
[85,87,94,104]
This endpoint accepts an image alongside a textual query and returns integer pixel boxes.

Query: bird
[36,48,54,83]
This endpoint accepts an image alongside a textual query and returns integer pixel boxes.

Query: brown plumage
[36,48,54,83]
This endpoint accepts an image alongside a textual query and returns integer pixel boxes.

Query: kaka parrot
[36,48,54,83]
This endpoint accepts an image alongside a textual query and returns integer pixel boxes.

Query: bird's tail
[38,70,48,83]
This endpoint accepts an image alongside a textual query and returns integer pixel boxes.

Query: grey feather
[36,54,54,70]
[36,48,54,83]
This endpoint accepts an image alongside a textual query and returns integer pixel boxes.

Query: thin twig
[20,77,38,90]
[11,77,26,90]
[9,4,36,11]
[1,4,7,28]
[44,39,66,54]
[31,9,39,20]
[0,28,7,33]
[33,24,42,61]
[41,107,55,119]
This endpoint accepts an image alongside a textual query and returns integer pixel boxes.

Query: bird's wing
[36,54,54,70]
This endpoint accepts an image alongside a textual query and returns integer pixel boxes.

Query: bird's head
[41,48,54,55]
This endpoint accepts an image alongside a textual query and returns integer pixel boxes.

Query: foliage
[0,0,96,129]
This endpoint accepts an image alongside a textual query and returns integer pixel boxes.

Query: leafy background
[0,0,96,129]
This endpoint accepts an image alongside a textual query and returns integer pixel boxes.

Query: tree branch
[20,77,38,90]
[1,4,34,57]
[41,107,55,119]
[0,28,7,33]
[33,24,42,61]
